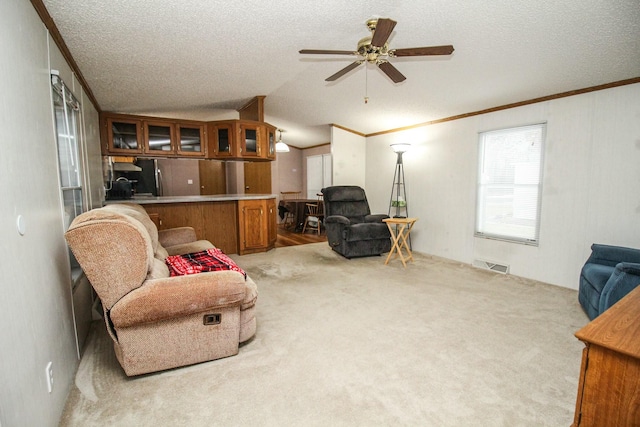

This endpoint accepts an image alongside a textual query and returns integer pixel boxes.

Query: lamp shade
[390,143,411,153]
[276,140,290,152]
[276,129,290,152]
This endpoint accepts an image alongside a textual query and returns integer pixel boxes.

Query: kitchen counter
[104,194,277,255]
[105,194,276,205]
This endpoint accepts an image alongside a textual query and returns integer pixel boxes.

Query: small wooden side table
[383,217,418,267]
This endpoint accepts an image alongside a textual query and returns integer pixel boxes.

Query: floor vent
[472,259,510,274]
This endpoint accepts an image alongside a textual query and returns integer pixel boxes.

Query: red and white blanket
[165,248,246,279]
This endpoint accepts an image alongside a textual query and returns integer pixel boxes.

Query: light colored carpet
[60,243,588,426]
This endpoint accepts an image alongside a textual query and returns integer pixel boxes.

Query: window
[51,73,85,276]
[475,123,545,245]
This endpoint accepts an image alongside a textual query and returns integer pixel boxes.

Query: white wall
[0,1,101,425]
[301,143,330,197]
[331,126,366,187]
[275,147,303,195]
[365,83,640,289]
[274,143,331,210]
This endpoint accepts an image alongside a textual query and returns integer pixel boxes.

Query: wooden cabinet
[572,286,640,427]
[267,198,277,245]
[102,113,275,161]
[103,115,143,155]
[176,123,205,157]
[102,113,205,158]
[144,119,174,155]
[143,119,205,157]
[207,119,276,161]
[264,124,277,160]
[239,122,261,158]
[141,197,275,256]
[238,199,276,255]
[142,201,238,255]
[208,121,239,158]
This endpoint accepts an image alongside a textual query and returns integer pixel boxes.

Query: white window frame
[475,123,546,245]
[52,73,86,280]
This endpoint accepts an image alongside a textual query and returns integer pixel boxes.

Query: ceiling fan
[299,18,454,83]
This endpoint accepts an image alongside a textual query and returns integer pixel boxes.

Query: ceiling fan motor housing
[357,37,389,62]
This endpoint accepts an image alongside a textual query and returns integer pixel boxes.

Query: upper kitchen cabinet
[176,124,205,157]
[101,113,274,161]
[239,122,261,158]
[101,113,206,158]
[264,124,277,160]
[207,119,276,161]
[144,119,174,155]
[144,119,206,157]
[208,121,239,158]
[102,114,143,155]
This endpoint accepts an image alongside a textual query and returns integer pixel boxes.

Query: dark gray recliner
[321,186,391,258]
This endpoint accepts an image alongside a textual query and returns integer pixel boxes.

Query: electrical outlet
[45,361,53,393]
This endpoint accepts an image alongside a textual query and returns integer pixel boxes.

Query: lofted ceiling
[41,0,640,148]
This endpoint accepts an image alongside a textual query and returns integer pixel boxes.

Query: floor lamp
[388,143,410,218]
[388,143,411,248]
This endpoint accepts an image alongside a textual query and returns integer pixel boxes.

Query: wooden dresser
[572,285,640,426]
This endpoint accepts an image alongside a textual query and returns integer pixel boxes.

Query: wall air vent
[472,259,510,274]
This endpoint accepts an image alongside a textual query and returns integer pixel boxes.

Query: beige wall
[274,143,331,204]
[363,83,640,290]
[0,1,100,425]
[301,144,331,197]
[274,146,304,198]
[274,145,331,223]
[331,126,366,187]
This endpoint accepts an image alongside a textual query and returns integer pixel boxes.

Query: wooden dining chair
[315,193,324,224]
[280,191,301,228]
[280,191,301,200]
[302,202,322,235]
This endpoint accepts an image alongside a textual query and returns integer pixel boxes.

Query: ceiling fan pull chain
[364,63,369,104]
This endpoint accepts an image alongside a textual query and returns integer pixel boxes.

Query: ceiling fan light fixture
[276,129,290,153]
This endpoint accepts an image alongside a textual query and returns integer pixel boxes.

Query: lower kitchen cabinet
[141,197,275,255]
[267,198,277,244]
[238,199,276,255]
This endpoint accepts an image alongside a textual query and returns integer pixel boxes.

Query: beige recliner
[65,203,257,376]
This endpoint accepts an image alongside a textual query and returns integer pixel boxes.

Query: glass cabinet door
[213,124,235,157]
[177,125,205,157]
[267,127,276,159]
[144,121,174,154]
[240,124,260,157]
[107,118,142,153]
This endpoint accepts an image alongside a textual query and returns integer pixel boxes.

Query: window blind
[475,123,545,245]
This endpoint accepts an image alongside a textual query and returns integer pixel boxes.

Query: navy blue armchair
[579,244,640,320]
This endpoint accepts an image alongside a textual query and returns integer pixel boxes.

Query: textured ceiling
[42,0,640,148]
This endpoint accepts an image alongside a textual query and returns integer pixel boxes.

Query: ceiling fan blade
[299,49,356,55]
[325,61,363,81]
[391,45,455,57]
[370,18,397,47]
[377,61,406,83]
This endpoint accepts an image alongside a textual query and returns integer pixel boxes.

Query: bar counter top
[104,194,276,205]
